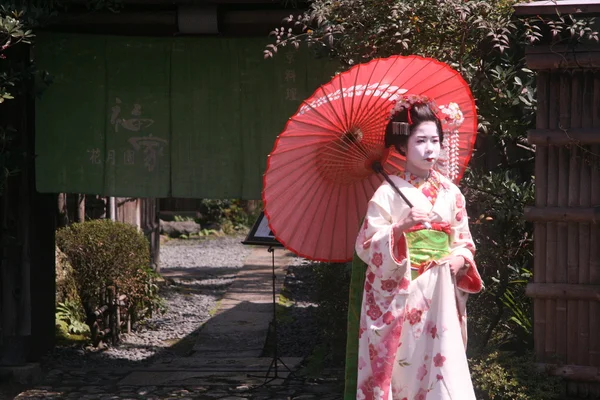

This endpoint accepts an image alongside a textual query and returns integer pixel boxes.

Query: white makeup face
[403,121,441,177]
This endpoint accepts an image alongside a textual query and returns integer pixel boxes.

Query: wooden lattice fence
[516,2,600,397]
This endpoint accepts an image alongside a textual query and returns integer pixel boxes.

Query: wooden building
[516,1,600,397]
[1,0,307,369]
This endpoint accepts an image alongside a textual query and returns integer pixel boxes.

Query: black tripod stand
[248,246,299,387]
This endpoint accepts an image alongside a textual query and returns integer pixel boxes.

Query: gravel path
[160,236,251,269]
[40,235,252,370]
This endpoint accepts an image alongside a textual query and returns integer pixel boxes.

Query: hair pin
[392,122,410,136]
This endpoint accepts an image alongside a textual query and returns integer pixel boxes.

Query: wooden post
[116,294,124,337]
[590,71,600,398]
[30,191,57,360]
[557,73,571,375]
[100,290,108,346]
[141,198,160,271]
[77,194,86,223]
[567,71,581,396]
[57,193,68,228]
[534,70,549,362]
[545,71,560,363]
[107,286,118,345]
[0,43,36,365]
[126,308,131,334]
[29,83,57,360]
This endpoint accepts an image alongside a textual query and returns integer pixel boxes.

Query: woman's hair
[384,102,443,154]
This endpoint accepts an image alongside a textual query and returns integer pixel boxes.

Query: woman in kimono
[344,97,483,400]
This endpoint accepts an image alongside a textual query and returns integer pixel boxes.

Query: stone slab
[192,332,265,355]
[117,357,301,387]
[117,371,269,386]
[0,363,42,385]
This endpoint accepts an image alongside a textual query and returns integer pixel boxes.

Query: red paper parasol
[263,55,477,262]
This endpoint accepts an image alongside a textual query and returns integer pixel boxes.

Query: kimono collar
[397,169,441,189]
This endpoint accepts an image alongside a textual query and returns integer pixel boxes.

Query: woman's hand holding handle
[393,208,431,235]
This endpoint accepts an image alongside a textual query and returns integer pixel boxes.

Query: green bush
[198,199,261,233]
[471,351,562,400]
[56,219,162,327]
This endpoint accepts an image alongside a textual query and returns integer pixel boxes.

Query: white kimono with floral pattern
[355,173,483,400]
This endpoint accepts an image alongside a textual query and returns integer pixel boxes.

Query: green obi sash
[405,229,451,279]
[344,228,450,399]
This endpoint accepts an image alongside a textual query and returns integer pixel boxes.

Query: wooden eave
[524,45,600,69]
[44,2,307,36]
[64,0,304,6]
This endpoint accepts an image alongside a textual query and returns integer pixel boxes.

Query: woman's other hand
[437,255,466,276]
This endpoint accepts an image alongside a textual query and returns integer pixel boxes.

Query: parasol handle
[371,162,432,229]
[371,162,413,207]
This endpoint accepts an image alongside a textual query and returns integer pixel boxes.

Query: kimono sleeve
[450,190,483,294]
[355,185,409,281]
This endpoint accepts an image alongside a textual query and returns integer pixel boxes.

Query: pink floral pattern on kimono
[355,171,482,400]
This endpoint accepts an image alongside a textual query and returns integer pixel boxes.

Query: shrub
[471,351,562,400]
[198,199,261,233]
[55,246,79,305]
[56,219,161,328]
[463,169,535,353]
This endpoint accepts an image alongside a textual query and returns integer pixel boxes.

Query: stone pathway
[6,247,344,399]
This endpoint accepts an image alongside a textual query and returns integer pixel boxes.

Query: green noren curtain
[35,33,336,199]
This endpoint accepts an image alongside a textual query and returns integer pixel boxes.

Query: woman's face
[403,121,441,176]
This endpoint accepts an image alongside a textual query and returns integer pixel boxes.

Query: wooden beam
[524,206,600,223]
[527,283,600,301]
[536,363,600,382]
[51,10,177,27]
[514,1,600,16]
[528,128,600,145]
[221,9,297,26]
[525,46,600,70]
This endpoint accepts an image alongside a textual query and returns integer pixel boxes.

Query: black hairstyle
[384,102,443,155]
